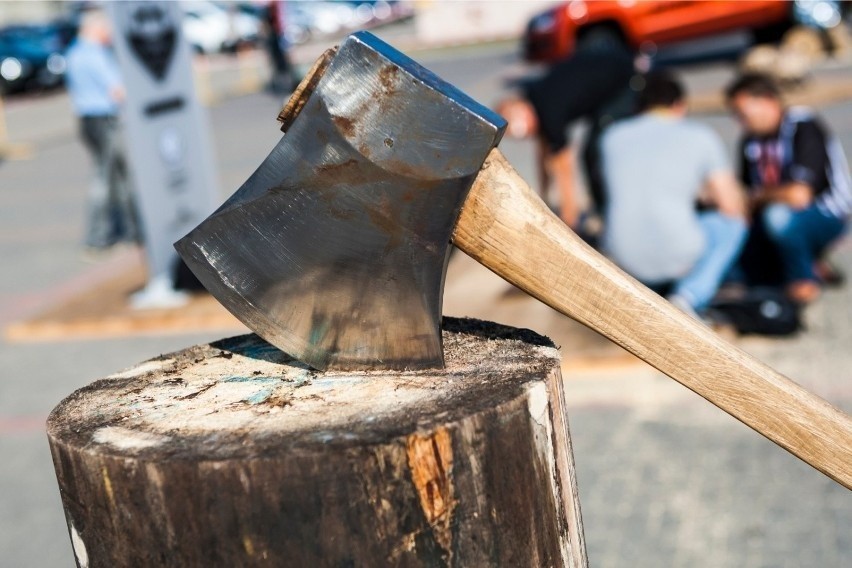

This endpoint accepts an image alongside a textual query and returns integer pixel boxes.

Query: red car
[523,0,826,62]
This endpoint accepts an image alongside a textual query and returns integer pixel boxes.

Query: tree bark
[47,317,586,567]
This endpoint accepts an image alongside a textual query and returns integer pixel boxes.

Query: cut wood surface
[48,318,587,567]
[453,148,852,490]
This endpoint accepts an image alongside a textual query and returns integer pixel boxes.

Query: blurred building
[0,1,66,26]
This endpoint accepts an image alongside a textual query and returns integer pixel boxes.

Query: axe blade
[176,32,506,370]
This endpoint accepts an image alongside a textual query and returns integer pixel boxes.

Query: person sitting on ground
[600,71,748,317]
[725,73,851,303]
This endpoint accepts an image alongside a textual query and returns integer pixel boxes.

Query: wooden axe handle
[453,148,852,489]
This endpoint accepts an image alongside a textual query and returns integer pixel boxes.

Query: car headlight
[530,12,556,33]
[1,57,23,81]
[794,0,841,29]
[568,1,588,20]
[47,53,66,75]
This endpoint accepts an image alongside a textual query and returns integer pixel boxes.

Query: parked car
[523,0,843,62]
[281,3,314,45]
[182,1,261,53]
[282,1,412,44]
[0,24,69,94]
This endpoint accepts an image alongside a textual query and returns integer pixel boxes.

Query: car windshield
[0,26,63,52]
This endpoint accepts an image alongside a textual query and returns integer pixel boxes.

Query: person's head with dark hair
[724,73,781,102]
[638,70,685,113]
[725,73,784,136]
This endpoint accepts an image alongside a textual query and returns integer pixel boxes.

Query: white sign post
[107,1,218,308]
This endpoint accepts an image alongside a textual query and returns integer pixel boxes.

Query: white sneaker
[130,275,189,310]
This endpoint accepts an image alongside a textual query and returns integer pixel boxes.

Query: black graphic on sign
[126,3,176,81]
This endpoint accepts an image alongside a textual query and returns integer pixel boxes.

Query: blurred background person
[726,73,851,303]
[496,42,638,236]
[600,71,747,318]
[264,0,296,95]
[65,8,139,256]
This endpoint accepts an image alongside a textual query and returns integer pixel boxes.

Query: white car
[182,1,260,54]
[299,2,355,36]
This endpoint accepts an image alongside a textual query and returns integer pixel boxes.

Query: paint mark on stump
[244,386,275,405]
[107,359,173,380]
[527,382,549,427]
[407,427,455,561]
[102,466,115,509]
[70,524,89,568]
[223,376,280,384]
[243,534,255,556]
[93,426,171,451]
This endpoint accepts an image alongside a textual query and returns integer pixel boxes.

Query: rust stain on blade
[406,427,455,560]
[378,64,400,94]
[331,115,357,139]
[366,202,403,251]
[315,158,359,175]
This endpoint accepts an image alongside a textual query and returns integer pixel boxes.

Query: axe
[176,32,851,489]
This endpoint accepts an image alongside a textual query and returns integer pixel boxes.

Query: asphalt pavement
[1,37,851,567]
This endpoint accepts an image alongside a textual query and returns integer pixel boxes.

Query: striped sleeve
[791,117,852,218]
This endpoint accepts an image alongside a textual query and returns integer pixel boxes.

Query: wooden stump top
[48,317,558,460]
[48,317,587,567]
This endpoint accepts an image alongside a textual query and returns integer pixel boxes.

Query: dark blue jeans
[734,203,847,286]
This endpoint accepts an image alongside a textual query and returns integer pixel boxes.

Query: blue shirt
[65,39,123,117]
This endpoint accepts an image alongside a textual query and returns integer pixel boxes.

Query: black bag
[710,287,802,336]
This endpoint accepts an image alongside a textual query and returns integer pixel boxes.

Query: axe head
[176,32,506,370]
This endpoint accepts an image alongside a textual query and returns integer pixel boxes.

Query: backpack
[710,287,802,336]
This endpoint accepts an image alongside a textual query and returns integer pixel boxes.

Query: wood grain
[48,319,587,567]
[453,148,852,489]
[277,47,337,133]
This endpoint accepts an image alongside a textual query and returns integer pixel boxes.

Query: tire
[576,25,628,53]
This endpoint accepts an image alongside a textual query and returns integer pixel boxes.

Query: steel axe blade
[175,32,506,370]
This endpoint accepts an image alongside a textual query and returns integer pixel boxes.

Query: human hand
[496,98,538,139]
[758,183,812,210]
[782,183,813,210]
[559,205,579,229]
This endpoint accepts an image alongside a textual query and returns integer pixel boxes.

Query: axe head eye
[176,32,506,371]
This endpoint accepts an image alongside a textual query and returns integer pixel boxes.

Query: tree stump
[47,318,587,567]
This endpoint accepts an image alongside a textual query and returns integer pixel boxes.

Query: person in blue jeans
[600,71,748,318]
[726,73,851,303]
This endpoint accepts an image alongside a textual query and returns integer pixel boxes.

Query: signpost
[107,1,218,308]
